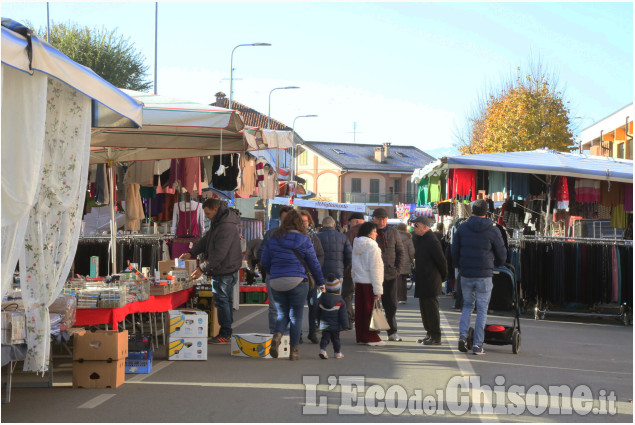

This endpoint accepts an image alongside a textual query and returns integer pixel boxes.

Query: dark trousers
[319,330,341,353]
[396,274,409,302]
[354,283,381,343]
[306,288,318,334]
[342,277,355,327]
[381,278,398,336]
[454,270,464,309]
[419,296,441,342]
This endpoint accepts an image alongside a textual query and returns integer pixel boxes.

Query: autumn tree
[455,63,574,154]
[33,22,152,91]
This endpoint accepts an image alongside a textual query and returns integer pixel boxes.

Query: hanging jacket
[351,236,384,295]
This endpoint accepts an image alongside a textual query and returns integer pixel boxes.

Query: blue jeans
[271,281,309,346]
[265,276,278,334]
[459,276,493,348]
[212,271,238,338]
[306,287,319,334]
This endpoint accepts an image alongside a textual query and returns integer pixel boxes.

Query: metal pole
[108,161,117,273]
[268,86,299,174]
[154,2,158,95]
[46,3,50,42]
[229,43,271,109]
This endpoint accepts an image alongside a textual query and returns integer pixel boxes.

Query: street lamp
[291,114,318,183]
[268,86,300,172]
[229,43,271,109]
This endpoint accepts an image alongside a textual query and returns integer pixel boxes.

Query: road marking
[469,359,633,375]
[233,306,267,328]
[126,360,174,382]
[77,394,116,409]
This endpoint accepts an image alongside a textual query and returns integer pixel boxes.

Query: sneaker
[209,336,231,344]
[473,345,485,355]
[270,332,282,358]
[388,333,403,342]
[423,339,441,345]
[319,349,328,359]
[398,301,407,304]
[417,336,432,344]
[367,340,386,347]
[334,352,344,359]
[458,339,468,353]
[307,333,319,344]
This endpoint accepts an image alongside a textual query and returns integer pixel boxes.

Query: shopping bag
[369,299,390,331]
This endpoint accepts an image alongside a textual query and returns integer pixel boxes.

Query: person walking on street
[300,210,325,344]
[258,205,294,333]
[317,274,349,359]
[342,212,365,327]
[244,235,262,285]
[452,199,507,355]
[351,222,385,346]
[371,208,405,342]
[316,216,352,293]
[411,216,448,345]
[181,199,242,344]
[261,210,325,360]
[396,223,415,304]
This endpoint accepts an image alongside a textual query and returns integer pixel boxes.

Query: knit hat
[325,274,341,293]
[471,199,489,216]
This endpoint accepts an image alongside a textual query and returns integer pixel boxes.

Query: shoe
[473,345,485,355]
[209,336,231,344]
[270,332,282,358]
[417,336,432,344]
[307,333,319,344]
[290,345,300,360]
[423,339,441,345]
[398,301,406,304]
[299,336,304,344]
[319,349,328,359]
[388,333,402,342]
[458,339,468,353]
[367,341,386,347]
[334,352,344,359]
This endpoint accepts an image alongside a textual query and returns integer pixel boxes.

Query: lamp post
[291,114,318,183]
[268,86,300,172]
[229,43,271,109]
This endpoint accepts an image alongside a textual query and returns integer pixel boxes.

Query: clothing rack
[520,235,632,245]
[79,234,175,241]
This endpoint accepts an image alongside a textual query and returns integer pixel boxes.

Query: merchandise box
[73,329,129,361]
[150,283,172,296]
[231,333,290,359]
[168,337,207,360]
[158,259,197,279]
[73,358,125,388]
[125,350,153,374]
[167,309,208,338]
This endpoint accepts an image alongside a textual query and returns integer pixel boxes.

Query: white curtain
[19,77,91,372]
[1,65,48,299]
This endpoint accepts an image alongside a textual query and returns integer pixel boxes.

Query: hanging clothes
[95,164,109,204]
[556,176,569,210]
[236,154,257,197]
[450,169,475,201]
[507,173,530,200]
[212,153,241,191]
[156,193,178,222]
[417,177,429,206]
[171,200,204,236]
[488,171,506,202]
[124,161,155,187]
[623,183,633,212]
[428,175,441,203]
[575,178,601,203]
[258,164,279,200]
[168,158,201,195]
[528,174,546,197]
[125,183,144,231]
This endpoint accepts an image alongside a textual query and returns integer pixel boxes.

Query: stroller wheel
[466,327,474,350]
[512,330,521,354]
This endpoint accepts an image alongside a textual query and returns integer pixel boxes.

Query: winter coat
[189,205,242,276]
[375,226,406,280]
[256,227,275,261]
[413,230,448,298]
[316,227,352,278]
[451,216,507,278]
[244,238,262,268]
[317,292,349,331]
[307,230,325,267]
[398,230,415,275]
[351,236,384,295]
[343,223,362,279]
[260,230,325,286]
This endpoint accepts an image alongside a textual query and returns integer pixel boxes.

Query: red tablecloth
[74,287,194,330]
[239,285,268,303]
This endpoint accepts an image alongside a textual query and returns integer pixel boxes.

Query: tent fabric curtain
[1,65,48,299]
[19,77,92,372]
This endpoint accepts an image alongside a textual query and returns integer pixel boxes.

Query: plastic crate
[244,292,267,304]
[128,334,153,352]
[128,349,153,360]
[125,357,153,374]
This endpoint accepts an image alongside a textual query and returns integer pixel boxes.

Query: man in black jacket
[452,199,507,355]
[317,216,352,282]
[411,216,447,345]
[181,199,242,344]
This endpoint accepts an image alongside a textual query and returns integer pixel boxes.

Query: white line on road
[77,394,116,409]
[233,306,267,328]
[126,360,174,382]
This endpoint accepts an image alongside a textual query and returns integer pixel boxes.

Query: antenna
[345,121,363,143]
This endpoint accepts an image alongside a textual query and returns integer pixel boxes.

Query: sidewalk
[1,292,632,422]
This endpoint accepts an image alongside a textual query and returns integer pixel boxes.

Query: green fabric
[429,175,441,203]
[610,204,626,228]
[139,186,156,199]
[417,177,429,206]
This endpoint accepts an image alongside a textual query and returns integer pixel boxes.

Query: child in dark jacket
[317,274,350,359]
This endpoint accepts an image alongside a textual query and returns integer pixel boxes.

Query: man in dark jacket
[372,208,405,342]
[300,210,325,343]
[342,212,365,328]
[181,199,242,344]
[452,199,507,355]
[317,216,352,281]
[411,216,447,345]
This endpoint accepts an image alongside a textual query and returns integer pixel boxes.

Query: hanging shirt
[556,176,569,210]
[428,175,441,203]
[600,181,622,207]
[507,173,530,200]
[417,177,429,206]
[236,154,257,197]
[124,161,155,187]
[452,169,476,200]
[212,153,241,191]
[575,178,601,203]
[488,171,506,202]
[623,183,633,212]
[170,200,205,235]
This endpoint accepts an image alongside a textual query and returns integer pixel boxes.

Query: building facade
[581,103,633,160]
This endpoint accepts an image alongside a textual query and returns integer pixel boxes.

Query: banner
[271,197,366,213]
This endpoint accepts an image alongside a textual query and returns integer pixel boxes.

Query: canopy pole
[108,160,117,274]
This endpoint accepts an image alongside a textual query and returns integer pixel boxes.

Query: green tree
[35,22,152,91]
[455,62,574,155]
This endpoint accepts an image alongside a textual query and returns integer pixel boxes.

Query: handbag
[292,249,316,290]
[369,299,390,332]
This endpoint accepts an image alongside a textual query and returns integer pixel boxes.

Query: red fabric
[453,169,476,199]
[557,176,569,209]
[74,287,194,330]
[447,169,454,199]
[354,283,382,343]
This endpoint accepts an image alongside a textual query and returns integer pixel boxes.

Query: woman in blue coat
[261,210,325,360]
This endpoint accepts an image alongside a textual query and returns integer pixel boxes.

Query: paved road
[2,293,632,422]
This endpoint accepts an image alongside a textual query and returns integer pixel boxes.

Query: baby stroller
[466,264,521,354]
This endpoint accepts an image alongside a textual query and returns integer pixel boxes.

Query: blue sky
[2,2,633,157]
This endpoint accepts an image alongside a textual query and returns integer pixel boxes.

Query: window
[617,142,624,159]
[332,148,346,155]
[394,179,400,194]
[396,152,409,158]
[351,178,362,193]
[370,179,380,203]
[299,150,308,165]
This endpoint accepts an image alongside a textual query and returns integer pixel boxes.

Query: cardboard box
[1,310,26,345]
[158,259,197,279]
[73,358,126,388]
[195,292,221,337]
[167,309,208,338]
[168,337,207,360]
[231,333,290,359]
[150,283,171,296]
[73,329,129,361]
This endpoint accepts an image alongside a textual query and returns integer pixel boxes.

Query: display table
[239,285,268,304]
[74,287,194,330]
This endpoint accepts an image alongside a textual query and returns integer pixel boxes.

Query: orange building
[581,103,633,159]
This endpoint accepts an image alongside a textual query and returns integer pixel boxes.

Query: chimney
[214,92,227,107]
[374,147,385,163]
[383,142,391,158]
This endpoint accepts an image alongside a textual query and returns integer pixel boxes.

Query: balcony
[343,192,417,204]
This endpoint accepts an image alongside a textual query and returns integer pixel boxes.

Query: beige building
[295,142,435,217]
[581,103,633,159]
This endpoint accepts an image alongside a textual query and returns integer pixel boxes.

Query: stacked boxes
[125,334,153,374]
[167,309,208,360]
[231,333,290,359]
[73,329,128,388]
[195,288,221,337]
